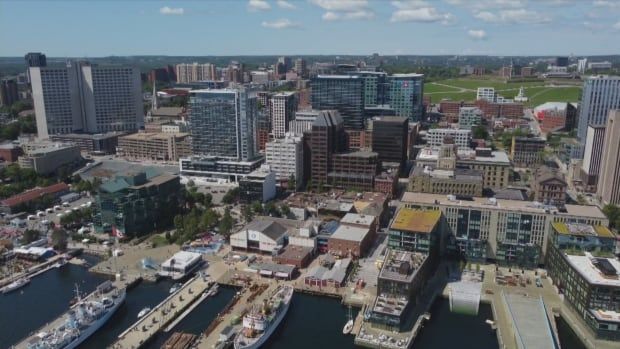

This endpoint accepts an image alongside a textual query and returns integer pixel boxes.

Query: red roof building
[1,182,69,213]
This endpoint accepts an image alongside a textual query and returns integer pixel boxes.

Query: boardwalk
[112,275,211,349]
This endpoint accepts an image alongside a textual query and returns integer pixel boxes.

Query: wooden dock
[162,332,198,349]
[111,275,211,349]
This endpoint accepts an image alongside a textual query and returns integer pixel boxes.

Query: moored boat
[1,277,30,294]
[234,285,294,349]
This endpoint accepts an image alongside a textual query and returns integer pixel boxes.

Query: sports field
[425,78,581,107]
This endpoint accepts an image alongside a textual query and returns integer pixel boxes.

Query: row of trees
[241,201,291,222]
[0,114,36,141]
[72,177,103,194]
[171,206,235,245]
[0,164,55,199]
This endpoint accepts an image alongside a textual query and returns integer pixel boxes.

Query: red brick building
[374,172,398,197]
[328,225,372,258]
[0,144,22,162]
[273,245,314,268]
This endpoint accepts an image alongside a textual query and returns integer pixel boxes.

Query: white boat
[234,285,294,349]
[1,277,30,294]
[137,307,151,319]
[11,281,125,349]
[169,283,182,294]
[54,258,68,268]
[342,305,353,334]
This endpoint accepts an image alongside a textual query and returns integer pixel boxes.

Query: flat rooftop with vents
[565,252,620,287]
[390,208,441,234]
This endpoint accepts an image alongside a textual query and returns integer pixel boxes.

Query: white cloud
[390,7,455,24]
[248,0,271,12]
[391,0,431,9]
[594,0,620,8]
[276,0,296,9]
[310,0,369,12]
[322,12,340,21]
[159,6,184,15]
[261,18,300,29]
[468,29,487,39]
[614,21,620,30]
[475,9,551,24]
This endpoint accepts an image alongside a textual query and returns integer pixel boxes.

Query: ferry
[234,285,294,349]
[11,281,125,349]
[1,277,30,294]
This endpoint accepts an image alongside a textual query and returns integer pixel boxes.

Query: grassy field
[425,77,582,107]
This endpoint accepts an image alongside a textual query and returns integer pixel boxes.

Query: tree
[222,187,239,204]
[187,179,195,187]
[219,208,234,236]
[472,126,489,140]
[51,228,68,251]
[306,179,313,192]
[287,174,296,191]
[280,204,291,218]
[22,229,40,244]
[242,205,254,222]
[251,201,263,215]
[165,231,173,243]
[200,209,219,231]
[603,204,620,229]
[264,201,280,217]
[203,193,213,208]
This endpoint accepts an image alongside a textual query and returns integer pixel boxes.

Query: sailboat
[342,305,353,334]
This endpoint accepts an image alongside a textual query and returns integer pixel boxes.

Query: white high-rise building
[426,128,472,149]
[271,92,297,138]
[30,62,143,138]
[458,107,482,130]
[265,134,303,189]
[477,87,496,102]
[577,58,587,74]
[577,76,620,143]
[289,110,319,136]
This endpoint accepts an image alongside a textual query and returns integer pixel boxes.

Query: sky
[1,0,619,57]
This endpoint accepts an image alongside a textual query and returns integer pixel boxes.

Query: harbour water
[1,259,589,349]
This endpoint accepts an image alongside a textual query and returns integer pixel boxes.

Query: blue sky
[1,0,619,57]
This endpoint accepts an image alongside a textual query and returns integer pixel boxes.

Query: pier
[112,275,211,349]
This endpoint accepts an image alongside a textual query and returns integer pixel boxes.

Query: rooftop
[390,208,441,234]
[330,225,370,242]
[416,147,511,164]
[1,183,69,208]
[121,132,188,140]
[552,222,614,238]
[401,192,607,219]
[161,251,201,269]
[378,249,428,283]
[503,293,559,349]
[340,213,376,227]
[565,253,620,287]
[243,219,288,240]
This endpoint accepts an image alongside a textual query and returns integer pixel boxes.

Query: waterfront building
[93,170,182,236]
[116,132,190,162]
[425,128,471,149]
[401,192,608,266]
[511,137,545,167]
[597,110,620,206]
[545,222,619,341]
[387,74,424,122]
[311,75,365,129]
[181,88,262,182]
[30,62,143,138]
[230,218,288,254]
[458,107,482,130]
[388,208,442,255]
[238,165,276,203]
[265,134,303,189]
[0,182,69,214]
[581,125,606,191]
[576,75,620,144]
[271,92,297,138]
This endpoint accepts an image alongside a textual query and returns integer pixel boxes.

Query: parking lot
[23,196,93,231]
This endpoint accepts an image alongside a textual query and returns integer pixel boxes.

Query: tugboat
[234,285,294,349]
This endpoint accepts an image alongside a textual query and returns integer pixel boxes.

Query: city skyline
[1,0,620,57]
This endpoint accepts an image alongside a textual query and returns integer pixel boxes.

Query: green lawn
[424,77,582,107]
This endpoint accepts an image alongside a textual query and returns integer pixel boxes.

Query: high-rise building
[278,56,292,72]
[349,71,388,107]
[175,63,216,83]
[30,62,143,138]
[477,87,496,102]
[271,92,297,138]
[0,79,19,107]
[597,110,620,206]
[576,76,620,143]
[294,58,307,77]
[458,107,482,130]
[387,74,424,122]
[289,110,319,135]
[311,75,364,129]
[371,116,408,169]
[426,128,471,149]
[188,88,257,161]
[265,134,304,189]
[310,110,346,185]
[24,52,47,68]
[581,125,606,191]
